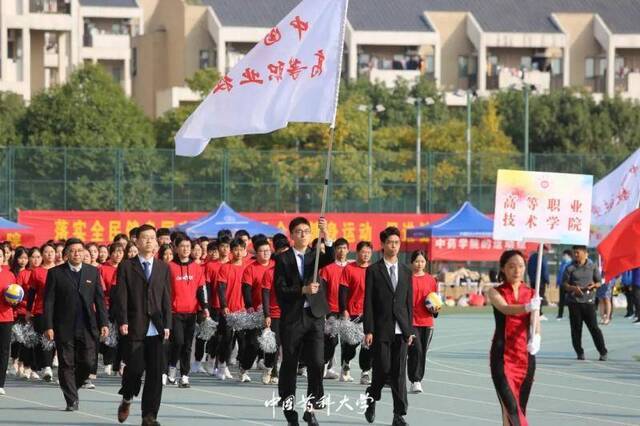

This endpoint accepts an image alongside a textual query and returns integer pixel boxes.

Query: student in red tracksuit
[167,235,207,388]
[13,248,41,379]
[216,237,247,381]
[261,235,289,385]
[319,238,349,380]
[98,243,124,376]
[239,238,274,382]
[407,249,439,394]
[0,248,17,395]
[338,241,373,384]
[192,241,218,373]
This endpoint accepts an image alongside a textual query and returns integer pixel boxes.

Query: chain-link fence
[0,147,627,218]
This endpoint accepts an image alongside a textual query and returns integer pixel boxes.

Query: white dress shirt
[292,248,310,308]
[138,255,159,337]
[384,259,403,335]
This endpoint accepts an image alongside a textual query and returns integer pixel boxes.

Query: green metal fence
[0,147,627,218]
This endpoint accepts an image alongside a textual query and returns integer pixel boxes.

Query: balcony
[617,72,640,101]
[368,68,422,87]
[30,0,70,14]
[29,0,72,30]
[82,33,131,60]
[489,68,551,92]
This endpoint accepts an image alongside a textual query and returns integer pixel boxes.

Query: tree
[185,67,221,98]
[0,91,26,146]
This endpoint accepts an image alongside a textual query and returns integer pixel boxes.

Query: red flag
[597,208,640,281]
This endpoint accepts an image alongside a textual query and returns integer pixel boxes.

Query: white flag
[590,148,640,246]
[175,0,348,157]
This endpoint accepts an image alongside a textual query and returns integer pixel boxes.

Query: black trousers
[407,326,434,383]
[56,327,96,406]
[568,303,608,356]
[323,313,339,365]
[366,335,408,416]
[633,287,640,319]
[279,308,324,418]
[239,329,260,371]
[100,342,116,366]
[169,314,196,376]
[0,321,13,388]
[557,286,566,318]
[264,318,281,377]
[216,314,236,365]
[32,315,53,371]
[119,335,165,419]
[341,341,372,372]
[624,287,635,316]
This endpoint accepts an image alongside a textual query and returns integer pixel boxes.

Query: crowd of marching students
[0,227,438,396]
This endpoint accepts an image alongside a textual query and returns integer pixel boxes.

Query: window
[598,58,607,76]
[520,56,532,70]
[585,57,595,79]
[488,55,498,75]
[458,56,468,78]
[199,49,210,69]
[131,47,137,77]
[7,29,21,60]
[425,55,435,74]
[551,58,563,75]
[615,56,625,74]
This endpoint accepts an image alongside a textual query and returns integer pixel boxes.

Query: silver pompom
[258,328,278,354]
[40,334,55,351]
[324,316,339,337]
[226,310,265,331]
[339,318,364,346]
[195,317,218,341]
[104,322,119,348]
[21,322,40,348]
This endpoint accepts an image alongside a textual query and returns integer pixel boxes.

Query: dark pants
[407,326,433,383]
[216,314,236,365]
[169,314,196,376]
[279,309,324,421]
[323,313,339,365]
[624,287,635,316]
[0,321,13,388]
[539,283,547,316]
[557,286,566,318]
[264,318,280,377]
[33,315,53,370]
[119,335,165,419]
[568,303,608,356]
[239,329,260,371]
[366,335,408,416]
[633,287,640,319]
[100,342,116,366]
[341,342,372,372]
[56,327,96,406]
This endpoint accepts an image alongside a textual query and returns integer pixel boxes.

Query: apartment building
[0,0,142,100]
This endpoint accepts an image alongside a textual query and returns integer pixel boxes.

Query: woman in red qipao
[486,250,541,426]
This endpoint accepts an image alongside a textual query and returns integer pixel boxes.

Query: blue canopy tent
[406,202,498,261]
[175,202,282,238]
[0,217,29,230]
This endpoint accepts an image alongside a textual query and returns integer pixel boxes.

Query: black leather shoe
[599,352,608,361]
[392,414,408,426]
[577,353,585,360]
[141,415,161,426]
[65,401,79,411]
[302,411,319,426]
[364,400,375,423]
[118,400,131,423]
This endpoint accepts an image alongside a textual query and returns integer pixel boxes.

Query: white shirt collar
[68,262,82,273]
[384,258,398,270]
[292,247,306,257]
[138,254,154,267]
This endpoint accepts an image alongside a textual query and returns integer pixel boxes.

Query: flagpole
[530,242,544,338]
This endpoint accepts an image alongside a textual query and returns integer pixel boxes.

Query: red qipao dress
[490,282,536,426]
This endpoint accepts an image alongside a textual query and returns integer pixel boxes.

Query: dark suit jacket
[43,263,108,343]
[363,259,414,342]
[274,245,335,323]
[113,257,172,341]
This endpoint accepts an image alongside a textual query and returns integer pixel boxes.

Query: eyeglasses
[257,249,272,254]
[293,229,311,236]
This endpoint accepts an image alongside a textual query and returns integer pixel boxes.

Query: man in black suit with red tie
[275,216,334,426]
[43,238,109,411]
[114,224,172,426]
[363,227,415,426]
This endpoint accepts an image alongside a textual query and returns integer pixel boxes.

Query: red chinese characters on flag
[287,58,308,80]
[290,16,309,40]
[264,27,282,46]
[547,198,560,212]
[240,68,264,86]
[267,61,286,82]
[311,49,325,78]
[212,76,234,94]
[527,196,539,211]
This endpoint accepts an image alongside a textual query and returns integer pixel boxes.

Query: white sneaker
[324,367,339,380]
[162,374,167,386]
[257,359,267,370]
[262,368,272,385]
[240,370,251,383]
[205,359,216,376]
[8,361,18,376]
[178,375,190,388]
[89,374,97,380]
[82,379,95,389]
[103,364,113,376]
[0,388,5,395]
[168,366,177,384]
[29,371,41,381]
[410,382,423,393]
[197,363,207,374]
[360,370,371,385]
[52,355,59,368]
[216,363,227,381]
[43,367,53,382]
[20,368,30,380]
[224,366,233,379]
[339,369,353,382]
[270,376,279,385]
[297,366,307,377]
[540,315,548,321]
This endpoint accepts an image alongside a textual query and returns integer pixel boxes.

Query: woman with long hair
[11,247,38,379]
[99,244,124,376]
[486,250,541,426]
[125,241,138,259]
[86,243,100,267]
[97,245,109,264]
[0,248,18,395]
[158,244,174,263]
[27,243,57,383]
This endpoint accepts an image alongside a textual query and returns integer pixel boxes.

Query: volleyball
[425,292,443,314]
[4,284,24,306]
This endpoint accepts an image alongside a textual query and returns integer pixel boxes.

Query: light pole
[455,89,475,199]
[523,82,530,170]
[358,104,385,202]
[406,96,435,214]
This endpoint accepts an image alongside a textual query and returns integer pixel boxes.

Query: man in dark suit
[114,224,172,426]
[44,238,109,411]
[275,216,334,426]
[363,226,415,426]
